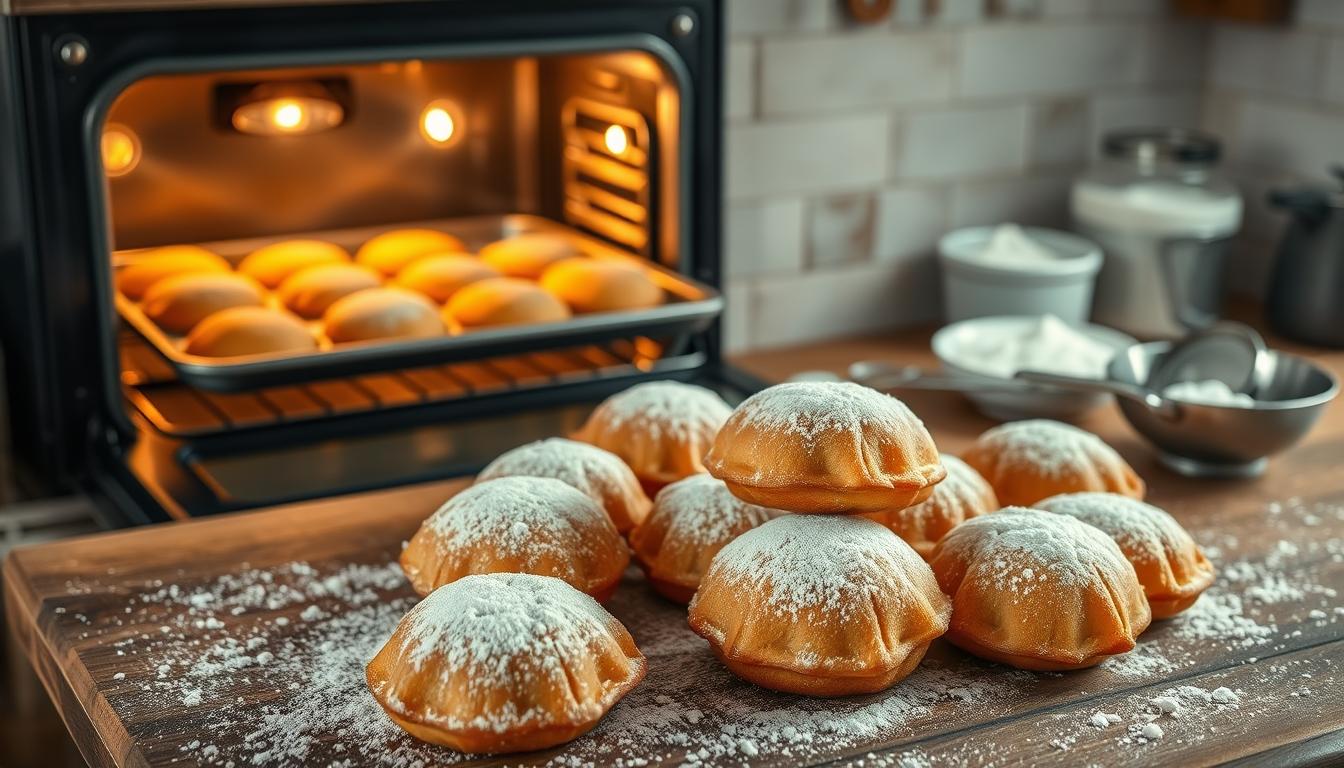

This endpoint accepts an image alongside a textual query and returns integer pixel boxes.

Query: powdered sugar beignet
[476,438,652,534]
[367,573,646,754]
[704,382,944,514]
[629,474,779,604]
[573,381,733,494]
[929,507,1151,671]
[862,454,998,560]
[962,419,1144,508]
[688,515,951,696]
[400,476,629,601]
[1036,492,1215,618]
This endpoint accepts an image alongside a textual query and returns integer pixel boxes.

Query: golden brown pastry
[476,438,652,534]
[237,239,350,288]
[116,245,231,300]
[366,572,645,754]
[184,306,317,358]
[395,254,500,304]
[444,277,571,329]
[573,380,734,496]
[539,259,663,313]
[688,515,950,696]
[704,381,944,515]
[629,474,778,604]
[400,476,630,601]
[323,288,443,343]
[480,233,583,279]
[962,419,1145,508]
[356,228,466,276]
[277,263,382,319]
[929,507,1151,671]
[1036,492,1215,619]
[141,272,266,334]
[861,454,998,560]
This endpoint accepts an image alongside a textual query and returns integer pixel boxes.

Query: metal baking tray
[113,214,722,392]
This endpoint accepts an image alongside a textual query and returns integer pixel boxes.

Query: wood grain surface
[5,327,1344,767]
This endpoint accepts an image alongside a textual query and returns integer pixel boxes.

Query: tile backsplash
[721,0,1341,351]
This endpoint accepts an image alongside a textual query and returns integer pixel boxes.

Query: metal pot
[1267,167,1344,347]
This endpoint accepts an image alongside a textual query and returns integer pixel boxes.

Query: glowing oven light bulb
[101,126,140,177]
[422,106,455,144]
[270,100,306,131]
[603,124,629,156]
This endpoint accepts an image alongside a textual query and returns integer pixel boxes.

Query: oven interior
[92,46,740,521]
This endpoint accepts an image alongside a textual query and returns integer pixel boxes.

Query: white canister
[938,225,1103,324]
[1071,129,1242,339]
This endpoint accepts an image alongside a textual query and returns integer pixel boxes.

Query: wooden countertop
[6,328,1344,767]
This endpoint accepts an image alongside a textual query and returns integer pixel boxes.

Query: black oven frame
[0,0,743,524]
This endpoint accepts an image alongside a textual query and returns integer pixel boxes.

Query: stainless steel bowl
[1108,342,1339,477]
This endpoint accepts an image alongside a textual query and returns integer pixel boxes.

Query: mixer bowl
[1109,342,1339,477]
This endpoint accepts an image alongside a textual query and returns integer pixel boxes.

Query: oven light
[101,125,140,177]
[603,124,629,156]
[420,101,461,147]
[231,93,344,136]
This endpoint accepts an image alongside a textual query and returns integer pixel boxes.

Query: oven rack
[120,332,695,438]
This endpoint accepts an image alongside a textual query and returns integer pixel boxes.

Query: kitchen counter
[5,327,1344,767]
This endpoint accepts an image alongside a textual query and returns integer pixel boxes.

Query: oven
[0,0,758,525]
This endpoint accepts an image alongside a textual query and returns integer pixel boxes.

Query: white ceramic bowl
[931,316,1137,422]
[938,225,1103,324]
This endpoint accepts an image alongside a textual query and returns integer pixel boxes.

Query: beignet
[1037,492,1215,619]
[141,272,266,334]
[962,419,1145,508]
[184,306,317,358]
[688,515,951,696]
[628,474,779,604]
[238,239,350,288]
[476,438,652,534]
[116,245,231,300]
[704,381,944,514]
[480,233,582,279]
[539,259,663,313]
[395,254,500,303]
[862,454,998,560]
[573,380,734,495]
[929,507,1152,671]
[443,277,571,329]
[400,476,629,601]
[366,573,646,754]
[356,228,467,276]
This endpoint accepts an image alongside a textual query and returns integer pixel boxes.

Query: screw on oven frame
[670,12,696,36]
[56,36,90,67]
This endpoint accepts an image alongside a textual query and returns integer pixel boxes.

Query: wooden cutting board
[5,330,1344,767]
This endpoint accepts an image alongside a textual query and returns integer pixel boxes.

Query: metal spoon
[1015,369,1182,420]
[848,361,1038,394]
[1145,322,1271,397]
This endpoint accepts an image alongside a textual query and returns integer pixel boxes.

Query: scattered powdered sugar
[968,419,1124,478]
[645,474,777,549]
[697,515,932,619]
[581,381,732,443]
[936,507,1137,594]
[422,476,616,573]
[727,381,927,445]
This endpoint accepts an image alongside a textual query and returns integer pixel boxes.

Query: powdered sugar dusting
[1037,492,1199,566]
[935,507,1138,594]
[475,438,649,527]
[730,381,927,445]
[379,573,642,734]
[583,381,732,443]
[647,474,777,549]
[420,476,617,579]
[970,419,1124,478]
[698,515,933,619]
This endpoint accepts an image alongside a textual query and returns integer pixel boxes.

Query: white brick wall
[721,0,1336,352]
